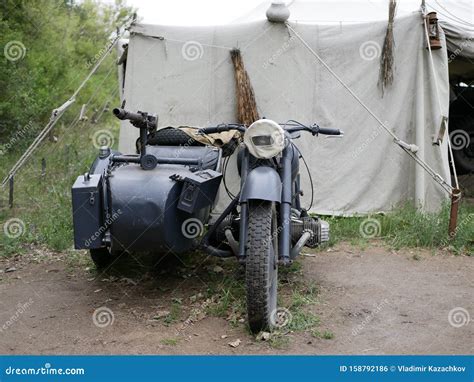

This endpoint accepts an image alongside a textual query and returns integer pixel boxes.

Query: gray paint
[240,166,282,203]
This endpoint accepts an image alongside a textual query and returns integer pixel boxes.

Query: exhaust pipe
[290,230,312,259]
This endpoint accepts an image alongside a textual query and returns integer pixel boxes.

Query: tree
[0,0,134,148]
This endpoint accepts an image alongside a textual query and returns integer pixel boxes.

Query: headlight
[243,119,285,159]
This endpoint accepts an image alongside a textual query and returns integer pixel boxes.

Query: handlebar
[315,126,343,136]
[112,107,343,137]
[198,122,343,137]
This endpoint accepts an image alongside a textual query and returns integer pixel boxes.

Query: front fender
[240,166,281,203]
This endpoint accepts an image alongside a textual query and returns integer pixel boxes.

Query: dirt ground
[0,242,472,355]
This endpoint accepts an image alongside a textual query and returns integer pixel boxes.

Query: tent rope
[285,22,454,196]
[1,16,135,187]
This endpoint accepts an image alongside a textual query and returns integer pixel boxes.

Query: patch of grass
[0,236,25,258]
[310,329,322,338]
[0,118,119,254]
[311,329,334,340]
[207,288,234,317]
[205,264,246,324]
[269,278,322,341]
[323,202,473,255]
[164,301,182,325]
[267,333,290,349]
[322,331,334,340]
[160,338,179,346]
[279,260,302,277]
[290,283,319,307]
[64,250,91,273]
[287,309,320,332]
[279,280,321,332]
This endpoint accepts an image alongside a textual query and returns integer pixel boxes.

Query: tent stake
[448,188,461,239]
[8,176,14,209]
[41,158,46,178]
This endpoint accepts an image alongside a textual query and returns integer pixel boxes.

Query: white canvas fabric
[119,11,451,215]
[233,0,474,59]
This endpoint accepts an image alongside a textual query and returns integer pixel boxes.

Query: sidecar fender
[240,166,281,203]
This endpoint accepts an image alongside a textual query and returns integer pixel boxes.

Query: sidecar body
[72,142,222,254]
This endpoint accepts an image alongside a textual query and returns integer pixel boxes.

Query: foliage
[0,0,133,147]
[0,0,133,253]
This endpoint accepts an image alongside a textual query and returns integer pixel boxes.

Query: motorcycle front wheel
[245,200,278,333]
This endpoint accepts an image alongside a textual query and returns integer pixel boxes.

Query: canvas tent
[118,1,469,215]
[232,1,474,78]
[233,0,474,56]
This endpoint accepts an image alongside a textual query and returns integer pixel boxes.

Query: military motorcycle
[72,107,343,332]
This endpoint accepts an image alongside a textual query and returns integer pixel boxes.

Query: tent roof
[232,0,472,25]
[231,0,474,60]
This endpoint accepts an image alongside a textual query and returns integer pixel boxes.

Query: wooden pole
[448,188,461,239]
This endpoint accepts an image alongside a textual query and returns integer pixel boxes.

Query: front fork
[238,148,250,263]
[237,146,294,265]
[278,145,293,265]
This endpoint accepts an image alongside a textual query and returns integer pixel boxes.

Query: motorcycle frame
[201,141,300,265]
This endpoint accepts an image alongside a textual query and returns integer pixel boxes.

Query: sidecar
[71,128,223,266]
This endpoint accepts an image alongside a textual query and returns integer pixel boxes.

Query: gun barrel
[113,108,143,122]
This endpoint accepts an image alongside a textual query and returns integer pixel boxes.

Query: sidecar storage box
[71,174,103,249]
[177,169,222,213]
